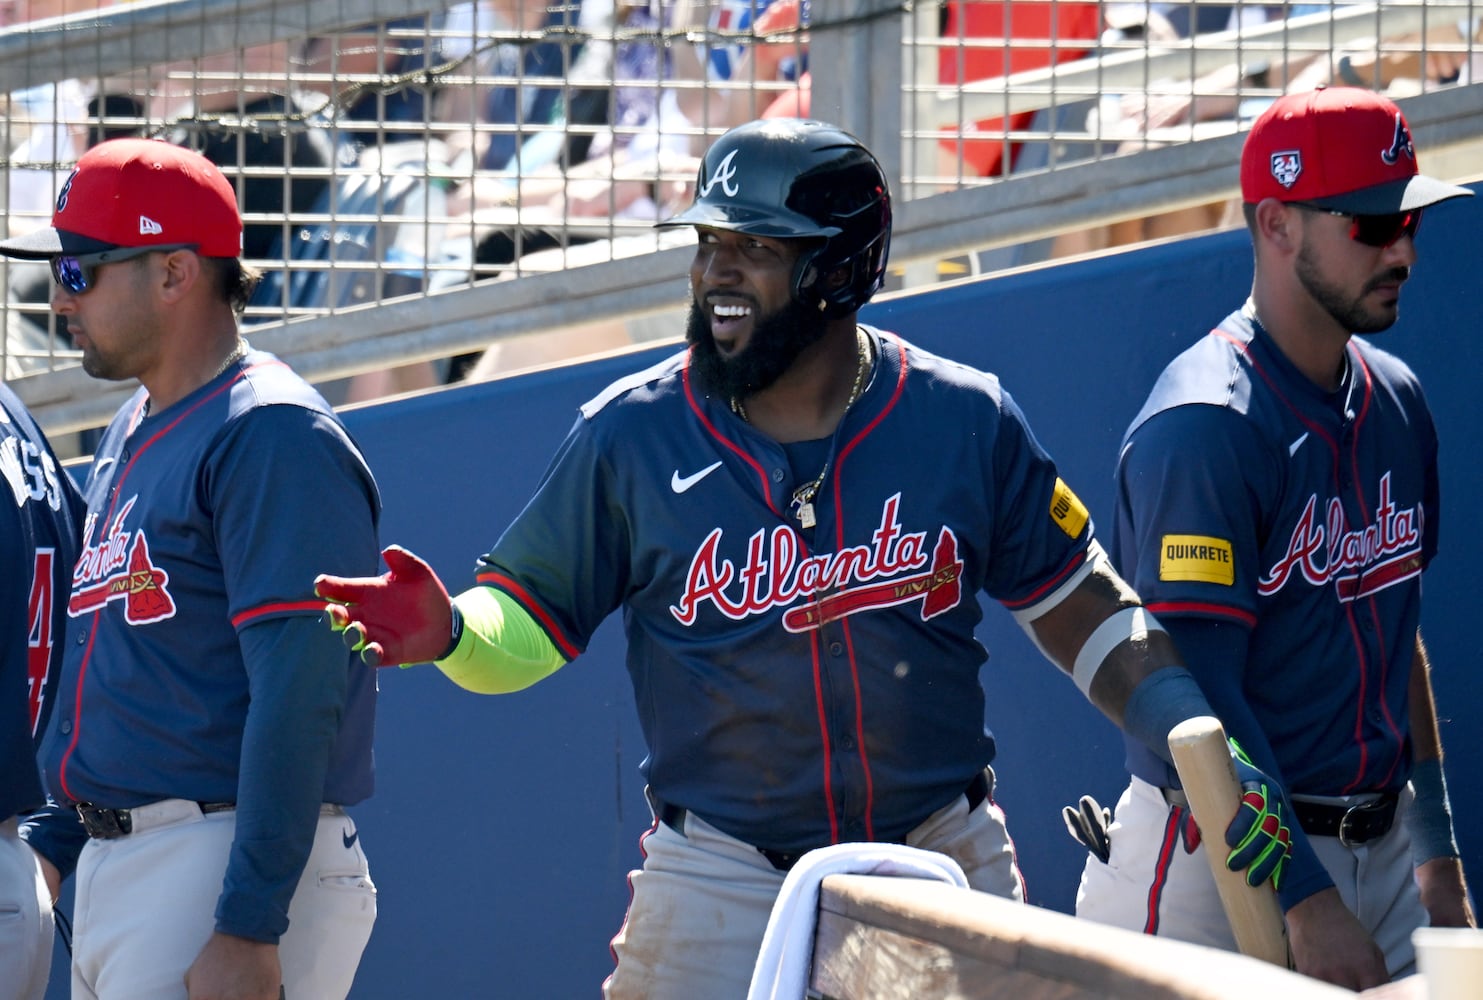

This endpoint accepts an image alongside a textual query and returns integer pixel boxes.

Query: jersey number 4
[28,549,55,737]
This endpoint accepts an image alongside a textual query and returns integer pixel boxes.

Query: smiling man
[316,118,1294,999]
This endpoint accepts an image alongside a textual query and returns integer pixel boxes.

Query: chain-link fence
[2,0,1480,434]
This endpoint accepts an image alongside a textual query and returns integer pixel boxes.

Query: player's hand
[1285,888,1388,990]
[185,931,281,999]
[1223,738,1292,889]
[1416,855,1477,928]
[315,545,455,668]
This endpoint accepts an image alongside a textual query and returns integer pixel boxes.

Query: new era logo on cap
[0,137,243,260]
[1240,86,1472,214]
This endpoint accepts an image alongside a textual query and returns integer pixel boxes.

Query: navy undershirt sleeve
[17,801,89,880]
[1162,615,1335,912]
[215,615,345,941]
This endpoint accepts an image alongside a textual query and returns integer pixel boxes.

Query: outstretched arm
[315,545,567,693]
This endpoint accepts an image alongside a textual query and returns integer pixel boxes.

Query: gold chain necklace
[142,338,247,419]
[780,329,872,529]
[210,335,247,382]
[212,338,247,381]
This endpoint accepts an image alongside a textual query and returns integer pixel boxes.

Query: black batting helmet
[660,119,892,317]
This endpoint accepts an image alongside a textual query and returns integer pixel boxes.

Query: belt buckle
[1337,798,1383,848]
[77,804,131,839]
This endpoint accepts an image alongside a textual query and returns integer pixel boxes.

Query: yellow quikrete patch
[1159,534,1235,585]
[1049,478,1089,539]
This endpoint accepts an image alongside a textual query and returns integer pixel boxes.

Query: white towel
[746,842,970,1000]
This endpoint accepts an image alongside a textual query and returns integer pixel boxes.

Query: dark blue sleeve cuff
[18,802,89,880]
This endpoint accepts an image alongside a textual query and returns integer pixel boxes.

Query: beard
[1295,239,1408,335]
[685,293,831,402]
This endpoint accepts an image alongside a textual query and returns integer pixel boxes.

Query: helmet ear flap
[791,245,826,312]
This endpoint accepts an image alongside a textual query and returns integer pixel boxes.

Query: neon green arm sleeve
[434,586,568,694]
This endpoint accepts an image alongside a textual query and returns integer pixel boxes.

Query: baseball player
[315,118,1292,999]
[1073,88,1476,990]
[0,381,83,1000]
[1,138,382,1000]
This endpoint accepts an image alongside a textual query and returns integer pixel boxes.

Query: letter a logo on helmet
[659,119,892,318]
[698,150,741,199]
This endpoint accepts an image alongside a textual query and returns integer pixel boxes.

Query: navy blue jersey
[477,327,1095,854]
[0,383,83,823]
[42,348,381,809]
[1116,304,1434,796]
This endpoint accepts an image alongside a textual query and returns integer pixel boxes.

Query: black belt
[1290,794,1398,847]
[1162,787,1397,847]
[76,801,236,839]
[659,770,991,873]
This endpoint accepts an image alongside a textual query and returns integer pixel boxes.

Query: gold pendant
[797,502,816,529]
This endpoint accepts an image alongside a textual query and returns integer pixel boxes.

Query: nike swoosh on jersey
[343,826,359,850]
[671,461,723,494]
[1288,432,1309,457]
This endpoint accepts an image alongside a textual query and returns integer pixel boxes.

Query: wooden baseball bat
[1168,716,1291,968]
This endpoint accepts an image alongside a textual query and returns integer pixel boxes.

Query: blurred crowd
[1,0,1477,400]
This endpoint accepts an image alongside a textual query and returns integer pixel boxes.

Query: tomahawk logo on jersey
[69,495,178,624]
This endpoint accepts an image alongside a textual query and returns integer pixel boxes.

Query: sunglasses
[1291,203,1422,250]
[50,243,198,294]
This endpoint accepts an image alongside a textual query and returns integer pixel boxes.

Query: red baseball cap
[0,138,242,259]
[1239,86,1472,213]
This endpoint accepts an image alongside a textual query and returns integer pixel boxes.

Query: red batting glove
[314,545,455,667]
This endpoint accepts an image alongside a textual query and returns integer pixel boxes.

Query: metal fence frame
[3,0,1481,434]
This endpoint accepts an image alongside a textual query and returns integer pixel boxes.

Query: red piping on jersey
[475,571,582,661]
[819,332,907,841]
[58,363,262,801]
[673,356,848,837]
[1220,330,1403,794]
[1002,549,1088,612]
[808,628,841,844]
[231,599,330,630]
[682,358,780,517]
[58,616,102,803]
[1212,329,1344,460]
[1339,353,1403,793]
[1145,805,1185,935]
[1342,349,1378,792]
[1145,599,1257,628]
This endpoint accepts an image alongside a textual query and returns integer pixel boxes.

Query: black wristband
[439,603,464,661]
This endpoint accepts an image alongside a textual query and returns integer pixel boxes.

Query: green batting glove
[1223,738,1292,889]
